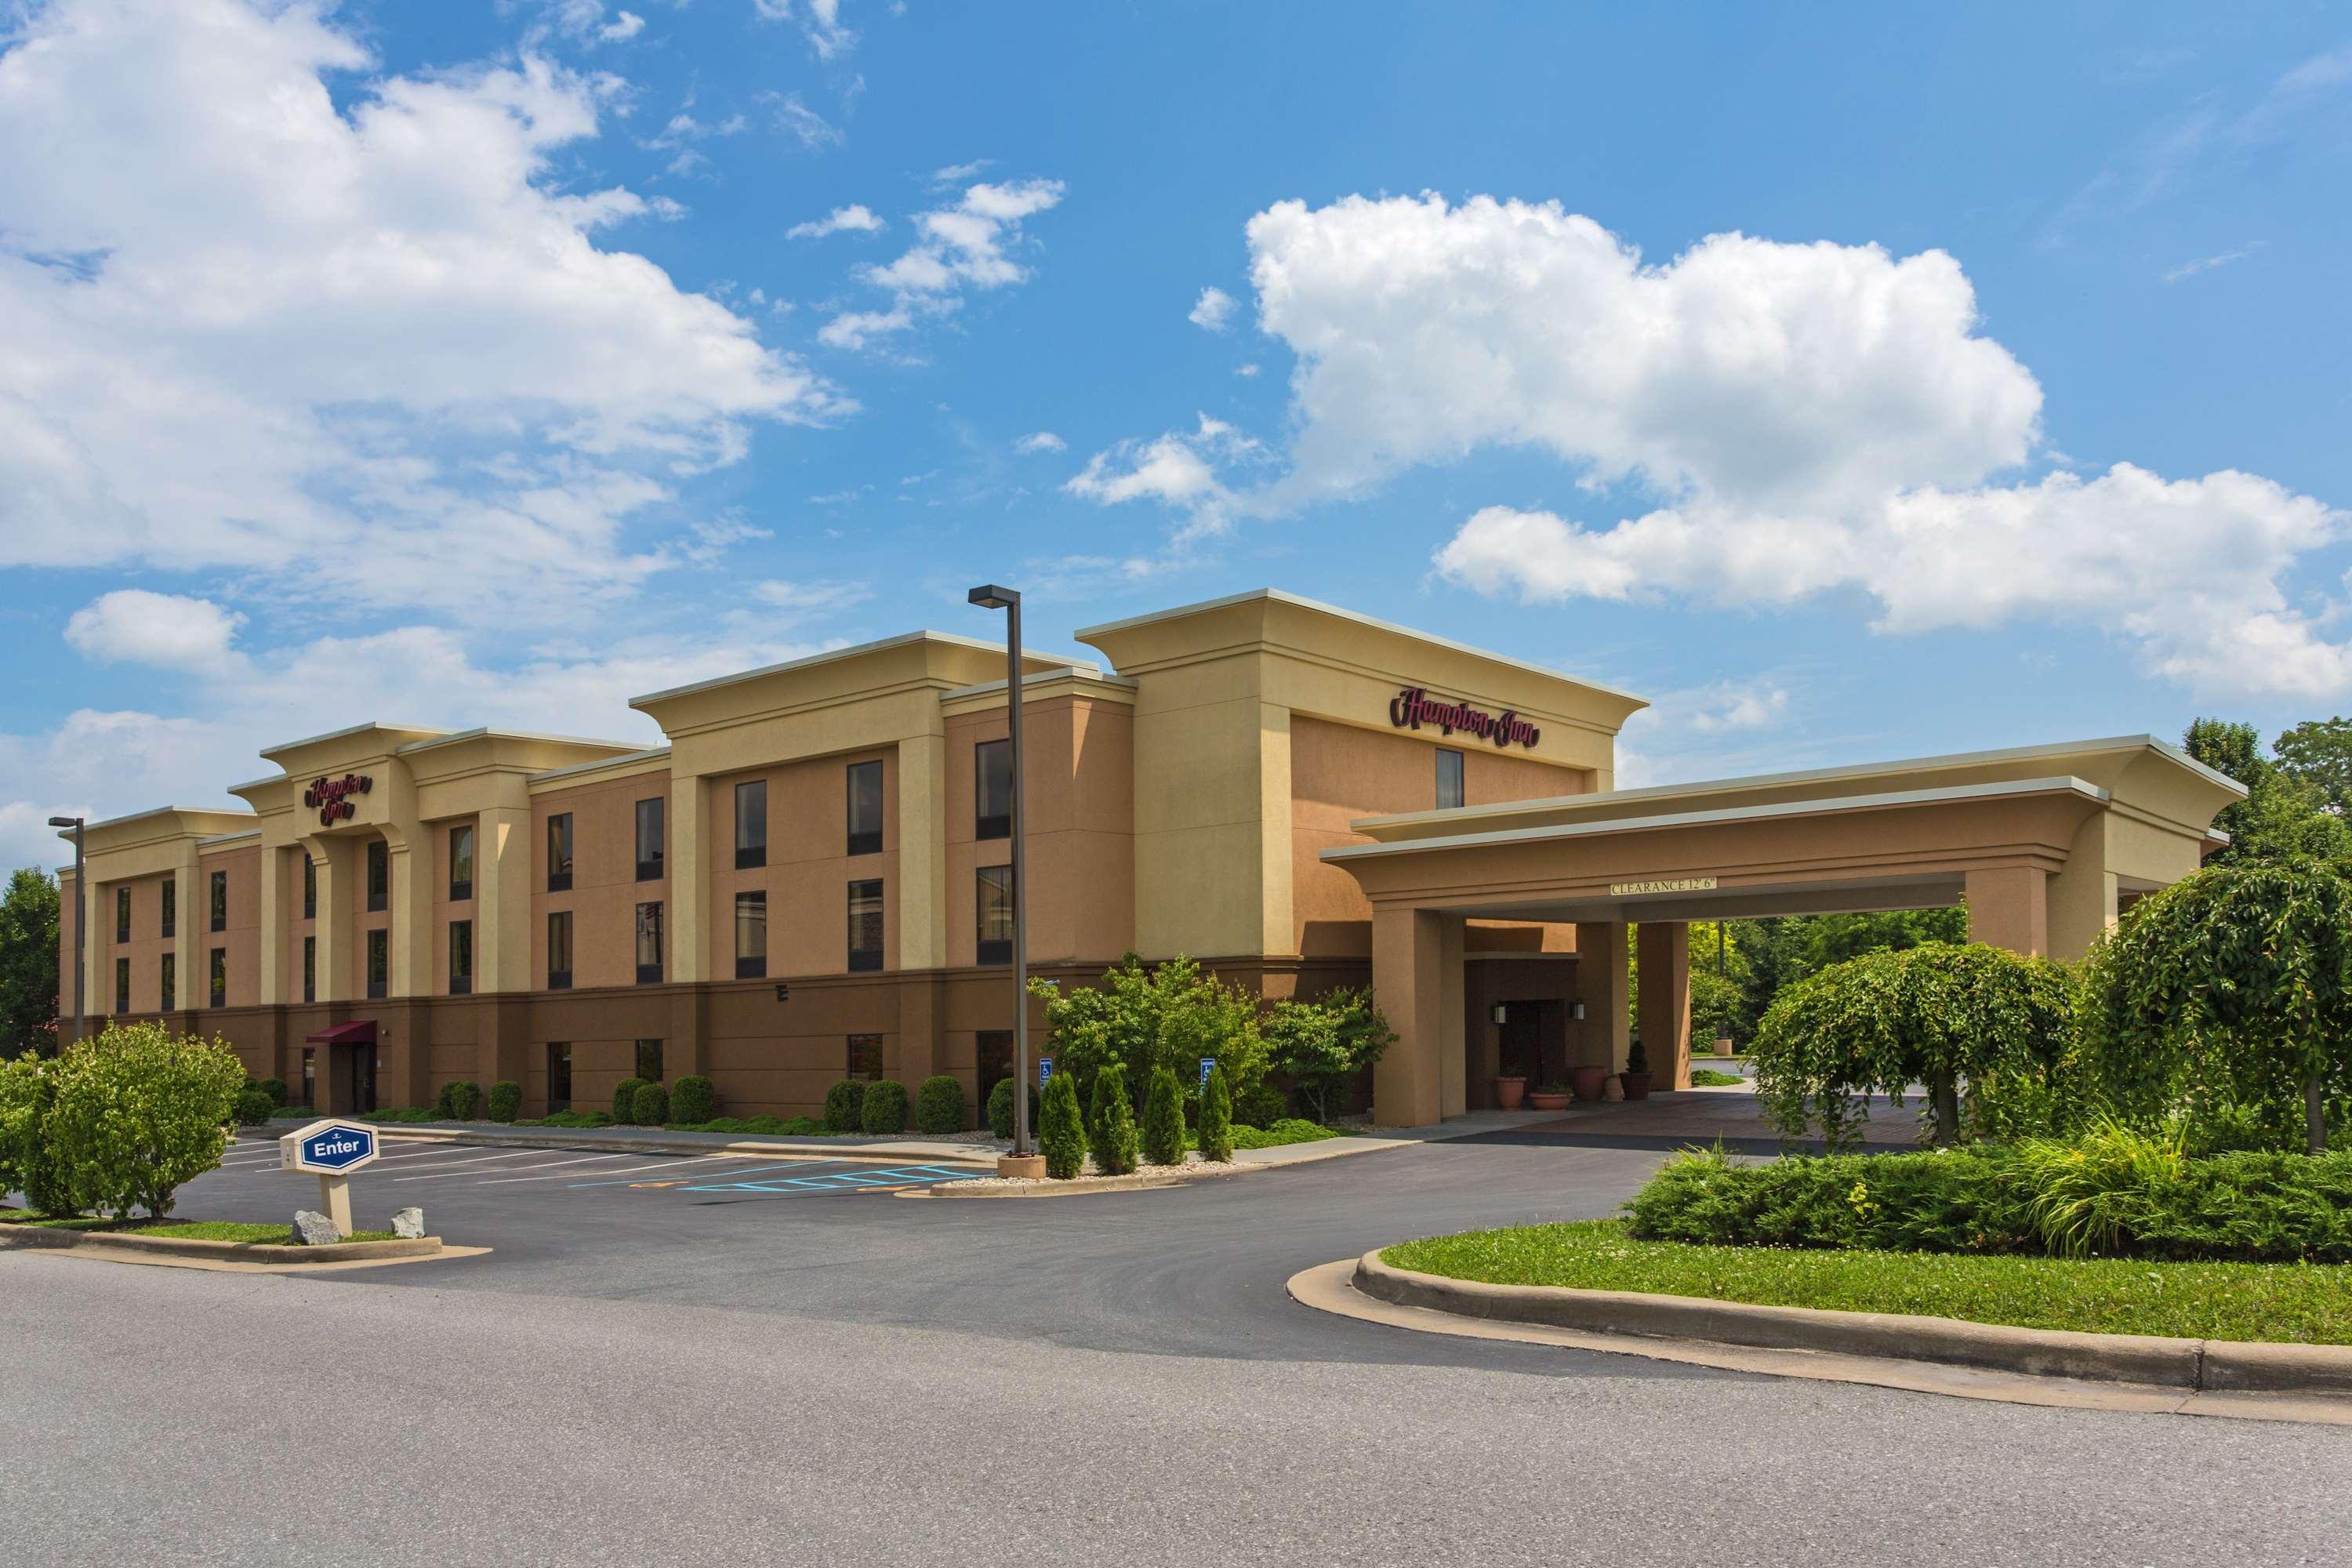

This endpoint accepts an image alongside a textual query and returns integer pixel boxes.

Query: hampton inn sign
[1389,686,1542,750]
[301,773,372,826]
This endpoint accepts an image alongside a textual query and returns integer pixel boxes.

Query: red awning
[304,1020,376,1045]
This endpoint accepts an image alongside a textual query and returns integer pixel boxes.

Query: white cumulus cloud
[787,203,885,239]
[1188,285,1236,332]
[1014,431,1066,454]
[64,591,248,674]
[818,177,1065,351]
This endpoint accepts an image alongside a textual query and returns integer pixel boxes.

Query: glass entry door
[349,1044,378,1115]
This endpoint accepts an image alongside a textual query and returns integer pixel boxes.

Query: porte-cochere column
[1370,905,1462,1127]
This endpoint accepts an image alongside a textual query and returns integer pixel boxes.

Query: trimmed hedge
[486,1081,522,1123]
[861,1080,909,1135]
[824,1080,866,1134]
[915,1075,965,1135]
[256,1078,289,1108]
[232,1087,275,1127]
[437,1080,483,1121]
[1625,1135,2352,1263]
[1038,1069,1085,1179]
[1088,1065,1138,1176]
[670,1075,717,1125]
[1142,1065,1185,1167]
[630,1082,670,1127]
[612,1077,648,1124]
[1196,1064,1233,1163]
[986,1076,1016,1140]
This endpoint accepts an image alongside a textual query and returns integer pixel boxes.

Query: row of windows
[109,875,223,943]
[113,948,226,1011]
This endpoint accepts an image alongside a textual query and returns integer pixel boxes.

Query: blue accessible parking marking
[564,1158,979,1196]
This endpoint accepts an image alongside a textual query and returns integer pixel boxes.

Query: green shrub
[232,1087,274,1127]
[630,1082,670,1127]
[0,1056,71,1213]
[1038,1069,1085,1178]
[1087,1065,1138,1175]
[670,1075,717,1125]
[915,1075,965,1135]
[986,1076,1017,1139]
[485,1081,522,1123]
[1027,952,1272,1125]
[1234,1079,1288,1128]
[1196,1063,1233,1162]
[1260,986,1392,1123]
[1142,1065,1185,1167]
[45,1023,245,1220]
[674,1114,829,1136]
[437,1080,483,1121]
[612,1077,648,1124]
[1228,1118,1342,1150]
[1688,1069,1742,1087]
[861,1080,909,1135]
[521,1109,614,1129]
[256,1078,289,1108]
[824,1080,866,1134]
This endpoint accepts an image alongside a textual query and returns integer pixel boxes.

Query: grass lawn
[1687,1069,1743,1087]
[0,1210,394,1243]
[1383,1220,2352,1345]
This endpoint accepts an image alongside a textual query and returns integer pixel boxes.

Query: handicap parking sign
[1038,1055,1053,1087]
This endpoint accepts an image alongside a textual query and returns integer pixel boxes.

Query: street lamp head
[47,816,80,829]
[967,584,1018,611]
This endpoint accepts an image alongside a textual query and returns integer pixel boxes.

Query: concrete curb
[0,1226,444,1265]
[920,1163,1261,1199]
[1353,1250,2352,1396]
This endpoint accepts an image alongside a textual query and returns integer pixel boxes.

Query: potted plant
[1570,1063,1607,1102]
[1526,1082,1572,1112]
[1621,1036,1653,1101]
[1492,1075,1527,1110]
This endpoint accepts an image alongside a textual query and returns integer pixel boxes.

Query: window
[115,886,131,944]
[448,920,473,996]
[546,814,573,892]
[209,947,227,1008]
[636,902,663,985]
[976,864,1015,965]
[847,880,884,972]
[1436,747,1465,811]
[160,952,175,1012]
[734,891,767,979]
[114,956,130,1014]
[976,1029,1013,1118]
[634,797,665,881]
[734,779,767,869]
[300,1047,316,1108]
[546,1044,572,1114]
[366,929,387,1000]
[847,1033,883,1081]
[366,840,387,913]
[635,1039,664,1083]
[303,858,316,921]
[211,869,228,931]
[449,823,474,902]
[975,739,1012,840]
[161,877,176,938]
[302,937,315,1004]
[847,760,884,856]
[547,910,572,990]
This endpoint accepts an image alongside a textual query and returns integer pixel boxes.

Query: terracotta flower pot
[1493,1076,1527,1110]
[1526,1091,1571,1112]
[1620,1071,1653,1102]
[1571,1065,1607,1102]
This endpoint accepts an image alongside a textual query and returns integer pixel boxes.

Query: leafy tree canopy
[1030,953,1267,1115]
[2184,716,2352,864]
[2270,716,2352,818]
[0,867,61,1057]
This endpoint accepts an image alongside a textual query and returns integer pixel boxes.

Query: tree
[1086,1062,1138,1174]
[1141,1065,1186,1167]
[2272,716,2352,818]
[1750,942,2074,1151]
[0,1053,71,1214]
[1036,1068,1085,1179]
[1196,1064,1234,1162]
[1030,953,1268,1118]
[45,1022,245,1219]
[0,868,61,1057]
[1259,988,1394,1123]
[1717,908,1966,1046]
[2082,858,2352,1154]
[2184,716,2352,864]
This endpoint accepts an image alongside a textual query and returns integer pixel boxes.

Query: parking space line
[390,1152,550,1181]
[567,1158,848,1189]
[456,1151,644,1178]
[474,1153,723,1185]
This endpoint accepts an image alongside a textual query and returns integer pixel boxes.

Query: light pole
[967,585,1036,1173]
[48,815,84,1048]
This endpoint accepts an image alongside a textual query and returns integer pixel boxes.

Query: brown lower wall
[86,950,1381,1127]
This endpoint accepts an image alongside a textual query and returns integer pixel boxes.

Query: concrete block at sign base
[293,1210,342,1247]
[390,1207,425,1240]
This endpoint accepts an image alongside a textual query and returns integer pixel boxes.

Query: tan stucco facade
[50,592,2240,1131]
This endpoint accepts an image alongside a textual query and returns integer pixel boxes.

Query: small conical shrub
[1089,1066,1139,1175]
[1142,1065,1186,1167]
[1038,1069,1085,1178]
[1197,1063,1233,1162]
[986,1076,1016,1139]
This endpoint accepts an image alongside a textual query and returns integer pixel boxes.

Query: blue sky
[3,0,2349,869]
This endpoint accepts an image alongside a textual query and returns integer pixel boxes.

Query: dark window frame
[114,956,130,1014]
[546,909,572,991]
[210,869,228,932]
[365,840,388,913]
[846,760,884,857]
[448,919,473,996]
[303,858,316,921]
[635,796,665,882]
[209,947,227,1008]
[1436,746,1466,811]
[975,738,1011,841]
[634,1039,664,1083]
[546,813,573,894]
[546,1043,572,1115]
[365,929,388,1000]
[160,877,176,939]
[975,863,1014,966]
[734,779,767,869]
[115,885,131,945]
[734,889,767,980]
[847,1033,884,1082]
[449,822,474,902]
[300,1047,317,1109]
[302,935,315,1004]
[847,878,884,973]
[160,951,176,1012]
[636,900,663,985]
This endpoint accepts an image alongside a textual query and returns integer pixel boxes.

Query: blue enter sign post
[279,1120,380,1236]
